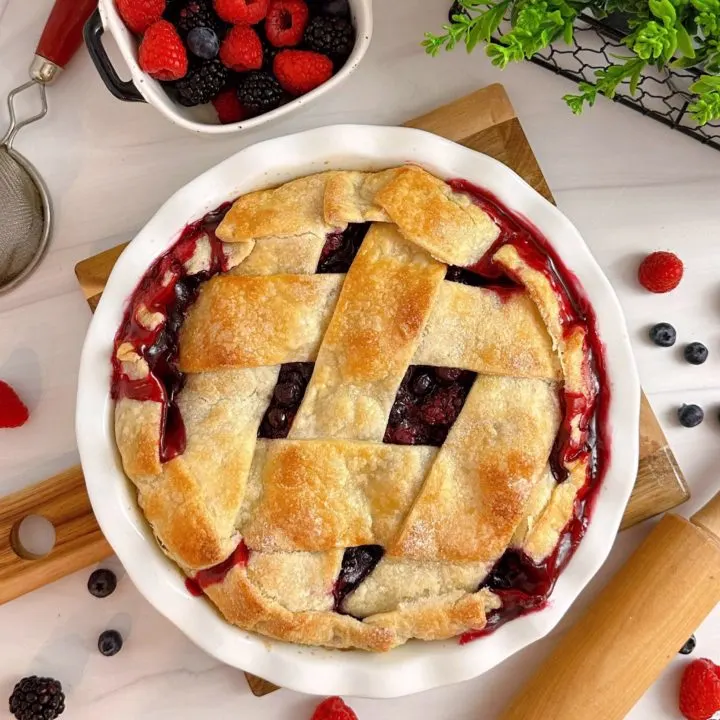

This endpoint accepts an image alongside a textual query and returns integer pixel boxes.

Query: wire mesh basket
[524,13,720,150]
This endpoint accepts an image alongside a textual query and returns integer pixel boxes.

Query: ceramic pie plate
[76,125,640,698]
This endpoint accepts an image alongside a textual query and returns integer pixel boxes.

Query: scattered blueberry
[679,634,696,655]
[678,404,704,427]
[9,676,65,720]
[98,629,123,657]
[87,568,117,598]
[648,322,676,347]
[187,26,220,60]
[684,342,708,365]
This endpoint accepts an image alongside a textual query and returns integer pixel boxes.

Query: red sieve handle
[36,0,98,70]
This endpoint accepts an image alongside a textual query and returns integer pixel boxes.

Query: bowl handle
[84,9,145,103]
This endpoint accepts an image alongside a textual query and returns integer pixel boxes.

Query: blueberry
[267,408,287,429]
[679,634,696,655]
[98,629,123,657]
[273,382,301,407]
[678,404,704,427]
[684,342,708,365]
[322,0,351,16]
[411,373,433,396]
[435,367,462,385]
[87,568,117,598]
[648,322,676,347]
[187,27,219,60]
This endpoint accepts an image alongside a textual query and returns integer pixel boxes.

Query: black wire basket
[448,0,720,151]
[524,13,720,150]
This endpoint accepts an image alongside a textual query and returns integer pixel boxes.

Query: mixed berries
[115,0,355,122]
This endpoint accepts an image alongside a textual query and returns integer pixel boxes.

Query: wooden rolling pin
[500,491,720,720]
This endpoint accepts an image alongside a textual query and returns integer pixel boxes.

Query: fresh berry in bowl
[93,0,371,131]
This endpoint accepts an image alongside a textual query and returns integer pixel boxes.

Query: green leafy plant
[424,0,720,124]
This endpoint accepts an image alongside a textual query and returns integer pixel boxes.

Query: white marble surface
[1,0,720,717]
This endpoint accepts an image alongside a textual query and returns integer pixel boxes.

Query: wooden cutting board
[0,84,688,699]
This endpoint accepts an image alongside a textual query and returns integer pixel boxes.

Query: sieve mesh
[0,148,45,286]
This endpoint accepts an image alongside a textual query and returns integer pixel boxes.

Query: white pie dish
[76,124,640,698]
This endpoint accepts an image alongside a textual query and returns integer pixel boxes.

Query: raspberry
[0,381,29,429]
[638,250,683,293]
[679,659,720,720]
[219,25,263,71]
[138,20,188,80]
[116,0,166,34]
[273,49,332,95]
[311,697,358,720]
[265,0,309,47]
[212,88,248,123]
[214,0,269,23]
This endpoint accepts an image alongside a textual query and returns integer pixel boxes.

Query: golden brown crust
[114,398,162,478]
[290,223,446,441]
[374,166,500,266]
[323,169,398,225]
[390,376,561,563]
[179,274,342,372]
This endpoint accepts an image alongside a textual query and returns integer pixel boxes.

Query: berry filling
[317,222,370,273]
[383,365,476,446]
[258,362,314,439]
[333,545,385,612]
[112,204,232,462]
[185,540,250,595]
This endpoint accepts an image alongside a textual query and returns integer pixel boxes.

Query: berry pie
[112,165,606,651]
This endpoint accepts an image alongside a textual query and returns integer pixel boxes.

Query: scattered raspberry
[311,696,358,720]
[679,659,720,720]
[219,25,263,71]
[116,0,166,34]
[214,0,269,23]
[273,49,332,95]
[212,88,248,123]
[0,381,29,429]
[638,251,683,293]
[138,20,188,80]
[265,0,309,47]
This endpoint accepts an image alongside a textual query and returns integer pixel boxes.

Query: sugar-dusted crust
[290,223,446,441]
[415,282,561,380]
[390,375,561,563]
[179,274,343,372]
[216,171,336,245]
[240,440,436,552]
[113,166,601,652]
[374,166,500,266]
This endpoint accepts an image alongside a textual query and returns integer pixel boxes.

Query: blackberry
[87,568,117,598]
[237,71,283,113]
[174,60,228,106]
[9,676,65,720]
[170,0,223,36]
[303,15,354,61]
[258,23,279,70]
